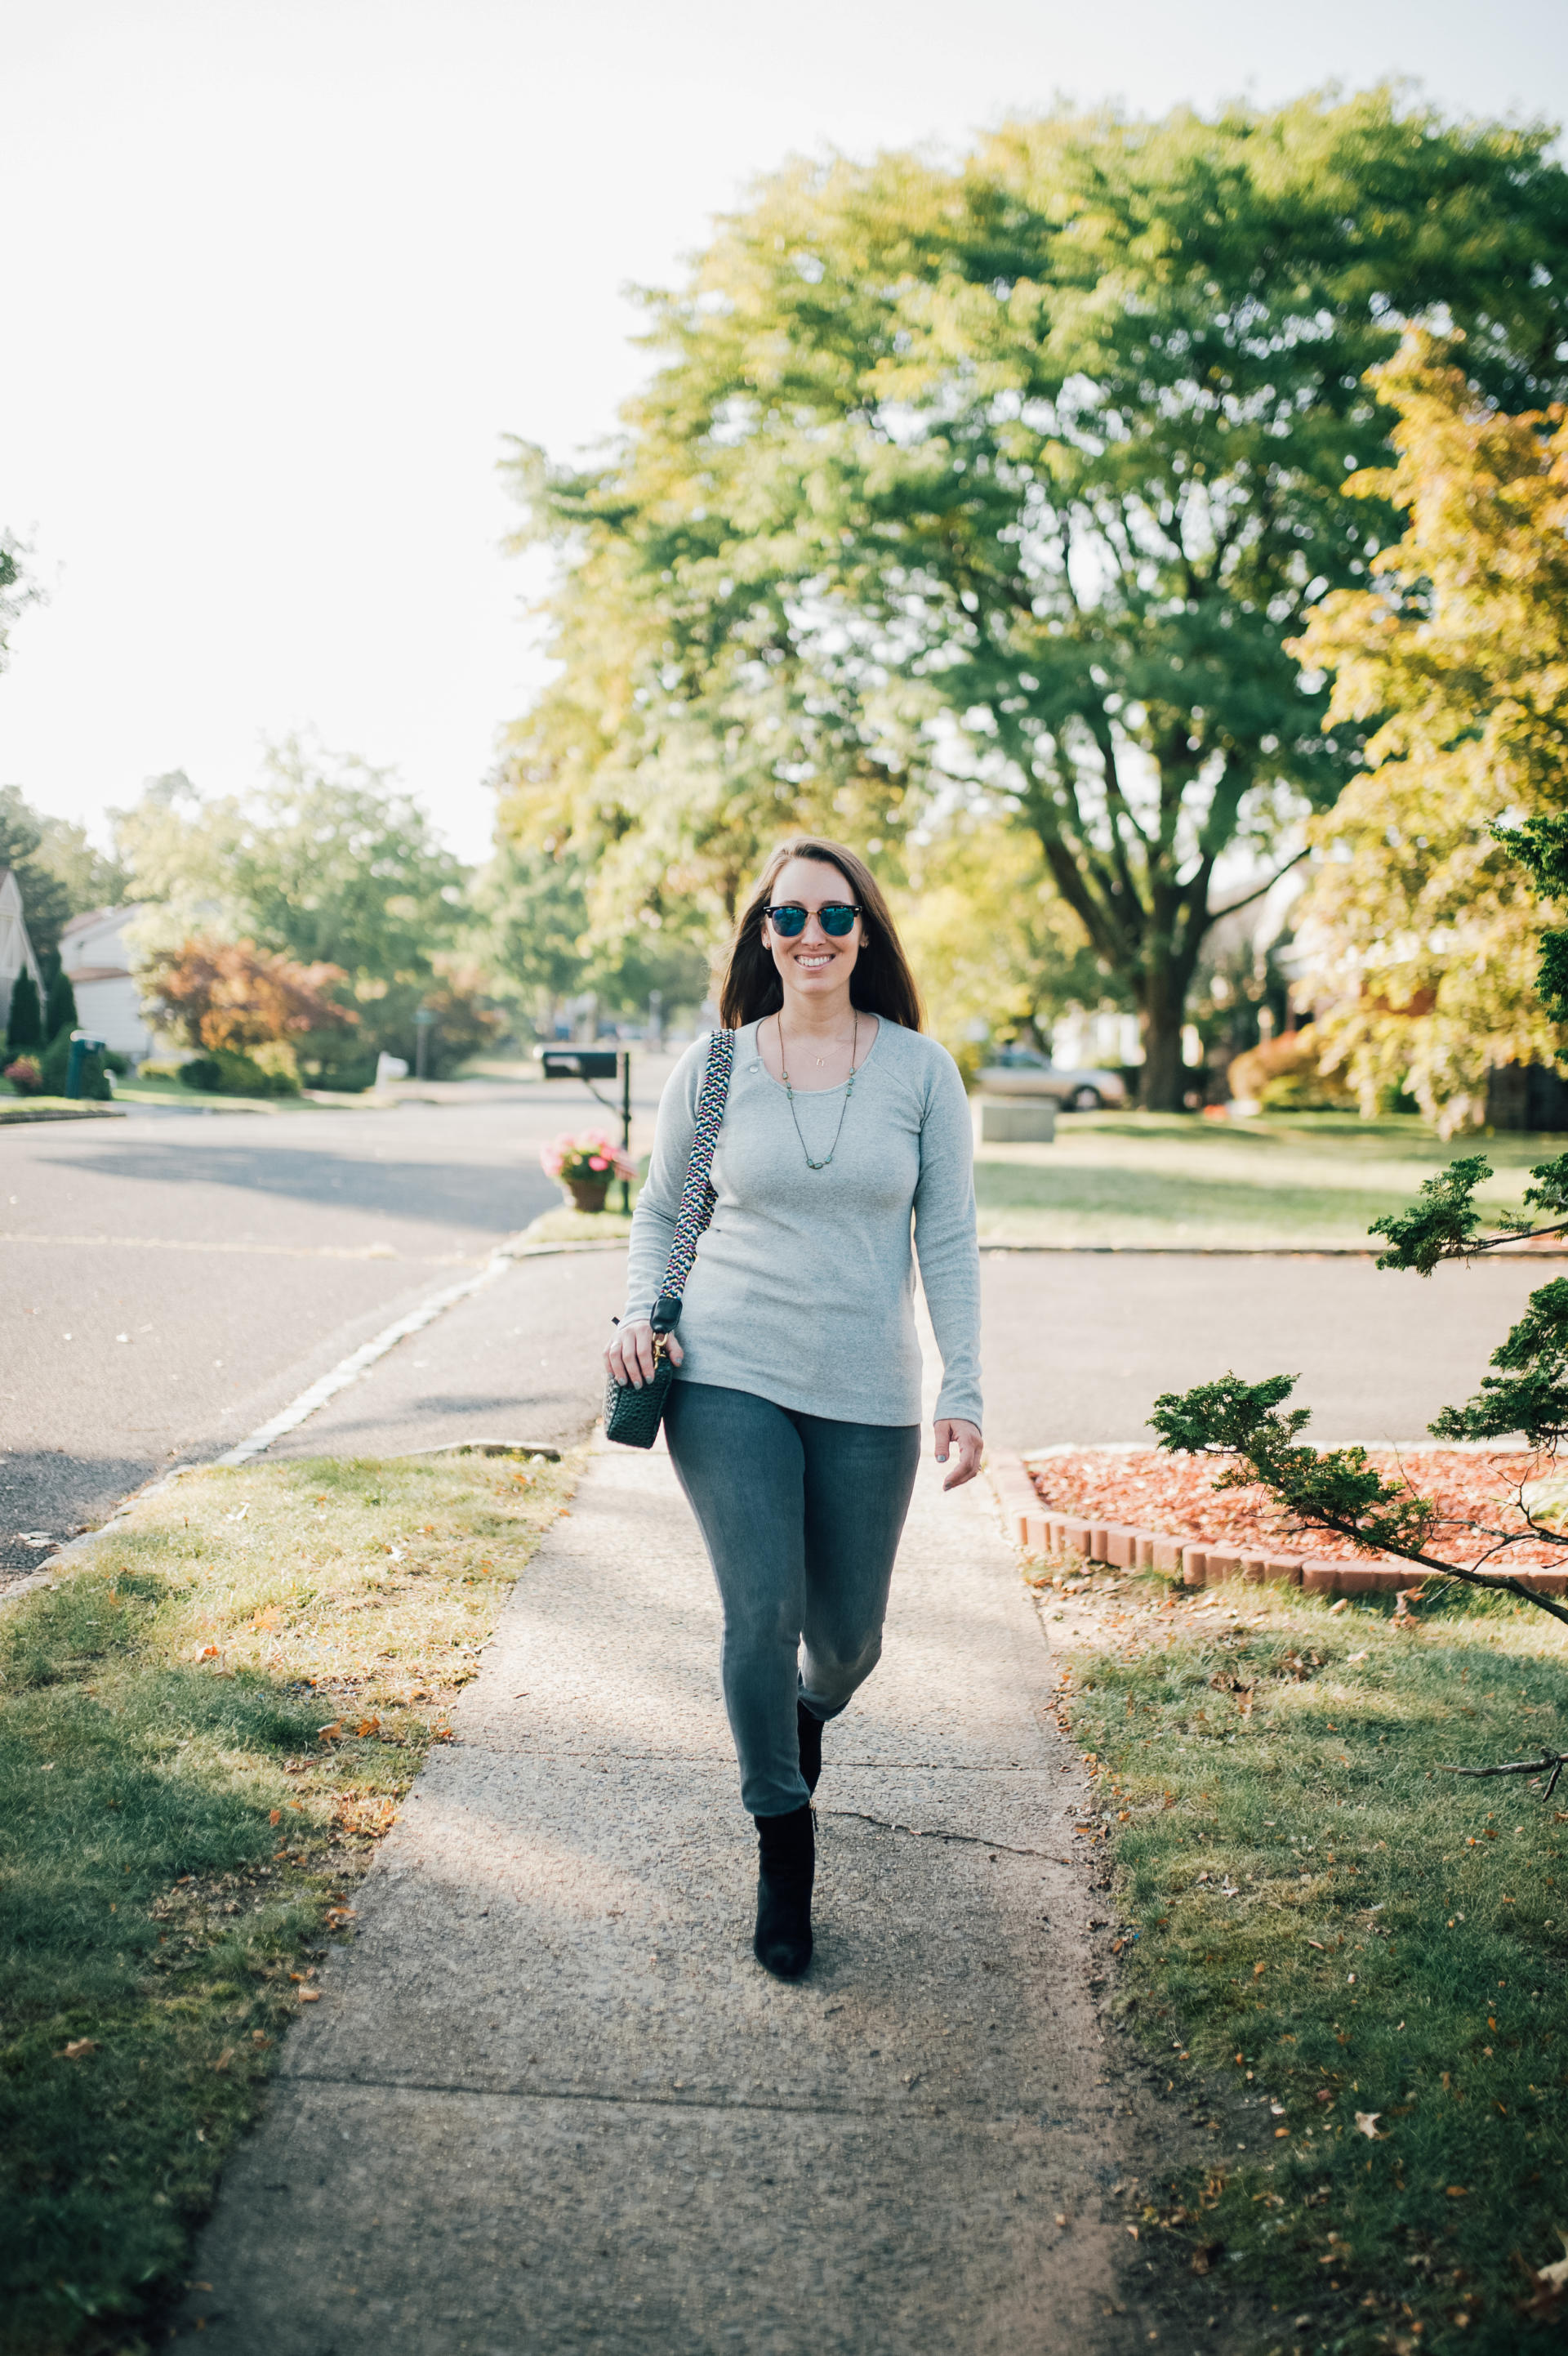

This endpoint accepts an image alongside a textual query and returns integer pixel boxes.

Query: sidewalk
[173,1435,1153,2354]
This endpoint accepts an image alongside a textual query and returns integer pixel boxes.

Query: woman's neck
[775,987,858,1040]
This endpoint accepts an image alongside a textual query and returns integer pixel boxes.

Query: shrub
[293,1029,380,1092]
[38,1026,110,1100]
[3,1055,42,1095]
[136,1059,189,1083]
[140,939,356,1055]
[1227,1029,1354,1112]
[178,1057,223,1091]
[5,969,43,1053]
[247,1039,301,1095]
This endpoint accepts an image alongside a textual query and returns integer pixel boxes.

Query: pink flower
[589,1156,608,1171]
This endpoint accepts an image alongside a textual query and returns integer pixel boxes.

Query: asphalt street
[0,1064,675,1578]
[2,1066,1547,1580]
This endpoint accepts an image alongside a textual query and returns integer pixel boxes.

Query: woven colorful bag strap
[650,1028,736,1332]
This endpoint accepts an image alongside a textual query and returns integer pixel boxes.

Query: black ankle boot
[796,1699,824,1796]
[753,1803,814,1979]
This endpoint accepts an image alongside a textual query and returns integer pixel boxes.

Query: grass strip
[0,1445,582,2355]
[974,1113,1547,1247]
[1052,1568,1568,2353]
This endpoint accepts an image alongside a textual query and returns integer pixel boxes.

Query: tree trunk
[1139,991,1189,1113]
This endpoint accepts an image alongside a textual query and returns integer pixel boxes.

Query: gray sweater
[623,1018,982,1429]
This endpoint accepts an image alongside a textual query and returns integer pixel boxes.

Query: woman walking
[605,837,983,1980]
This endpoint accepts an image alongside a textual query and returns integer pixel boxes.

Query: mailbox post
[537,1044,634,1213]
[413,1006,435,1081]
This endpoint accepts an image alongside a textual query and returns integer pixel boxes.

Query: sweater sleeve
[912,1046,984,1428]
[622,1039,705,1324]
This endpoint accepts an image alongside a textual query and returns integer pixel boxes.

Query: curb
[987,1447,1568,1599]
[1,1234,621,1609]
[0,1104,126,1126]
[976,1240,1568,1260]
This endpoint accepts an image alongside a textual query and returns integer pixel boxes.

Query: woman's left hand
[933,1419,982,1491]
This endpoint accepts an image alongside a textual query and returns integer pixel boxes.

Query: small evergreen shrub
[5,969,43,1053]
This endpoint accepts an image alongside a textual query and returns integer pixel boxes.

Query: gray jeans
[662,1380,922,1817]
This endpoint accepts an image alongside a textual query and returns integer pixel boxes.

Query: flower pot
[563,1177,612,1214]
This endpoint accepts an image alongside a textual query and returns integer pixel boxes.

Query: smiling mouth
[794,952,835,968]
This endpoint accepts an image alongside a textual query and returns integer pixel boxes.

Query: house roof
[60,904,127,938]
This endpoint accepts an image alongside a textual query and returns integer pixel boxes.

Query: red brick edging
[985,1451,1568,1599]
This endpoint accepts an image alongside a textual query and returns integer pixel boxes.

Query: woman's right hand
[605,1318,684,1388]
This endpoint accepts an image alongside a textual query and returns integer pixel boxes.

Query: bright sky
[3,0,1564,868]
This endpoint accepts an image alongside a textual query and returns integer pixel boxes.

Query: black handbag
[604,1027,735,1447]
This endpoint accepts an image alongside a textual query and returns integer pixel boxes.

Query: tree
[140,939,357,1055]
[5,968,42,1054]
[115,743,471,1064]
[0,788,131,970]
[1151,819,1568,1805]
[476,837,712,1033]
[44,967,77,1039]
[0,788,73,968]
[890,810,1117,1074]
[0,533,40,678]
[502,91,1568,1105]
[32,814,129,922]
[1290,335,1568,1131]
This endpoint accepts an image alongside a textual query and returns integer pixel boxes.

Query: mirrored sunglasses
[764,902,861,938]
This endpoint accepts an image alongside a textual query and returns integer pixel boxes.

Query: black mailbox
[537,1048,621,1081]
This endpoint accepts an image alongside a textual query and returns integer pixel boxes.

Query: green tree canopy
[0,787,125,968]
[501,89,1568,1102]
[0,534,40,679]
[476,837,711,1034]
[116,743,468,982]
[114,743,472,1063]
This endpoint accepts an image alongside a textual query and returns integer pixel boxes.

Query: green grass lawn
[975,1113,1556,1246]
[1056,1568,1568,2351]
[0,1447,581,2356]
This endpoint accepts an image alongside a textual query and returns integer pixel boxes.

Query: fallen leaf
[211,2048,234,2073]
[1253,1961,1266,1977]
[270,1808,281,1825]
[354,1716,381,1738]
[58,2039,97,2059]
[1535,2233,1568,2292]
[297,1988,322,2002]
[1355,2112,1382,2140]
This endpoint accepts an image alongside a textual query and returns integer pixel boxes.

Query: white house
[0,868,44,1036]
[60,905,158,1060]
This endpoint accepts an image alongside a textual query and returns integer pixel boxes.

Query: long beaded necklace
[777,1009,859,1171]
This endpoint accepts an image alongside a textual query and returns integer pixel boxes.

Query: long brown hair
[718,837,925,1032]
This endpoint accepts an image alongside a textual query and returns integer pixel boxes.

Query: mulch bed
[1026,1446,1566,1572]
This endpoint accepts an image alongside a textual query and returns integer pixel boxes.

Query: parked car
[974,1044,1127,1111]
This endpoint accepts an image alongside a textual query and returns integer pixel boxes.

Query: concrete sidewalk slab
[174,1440,1159,2354]
[265,1247,630,1460]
